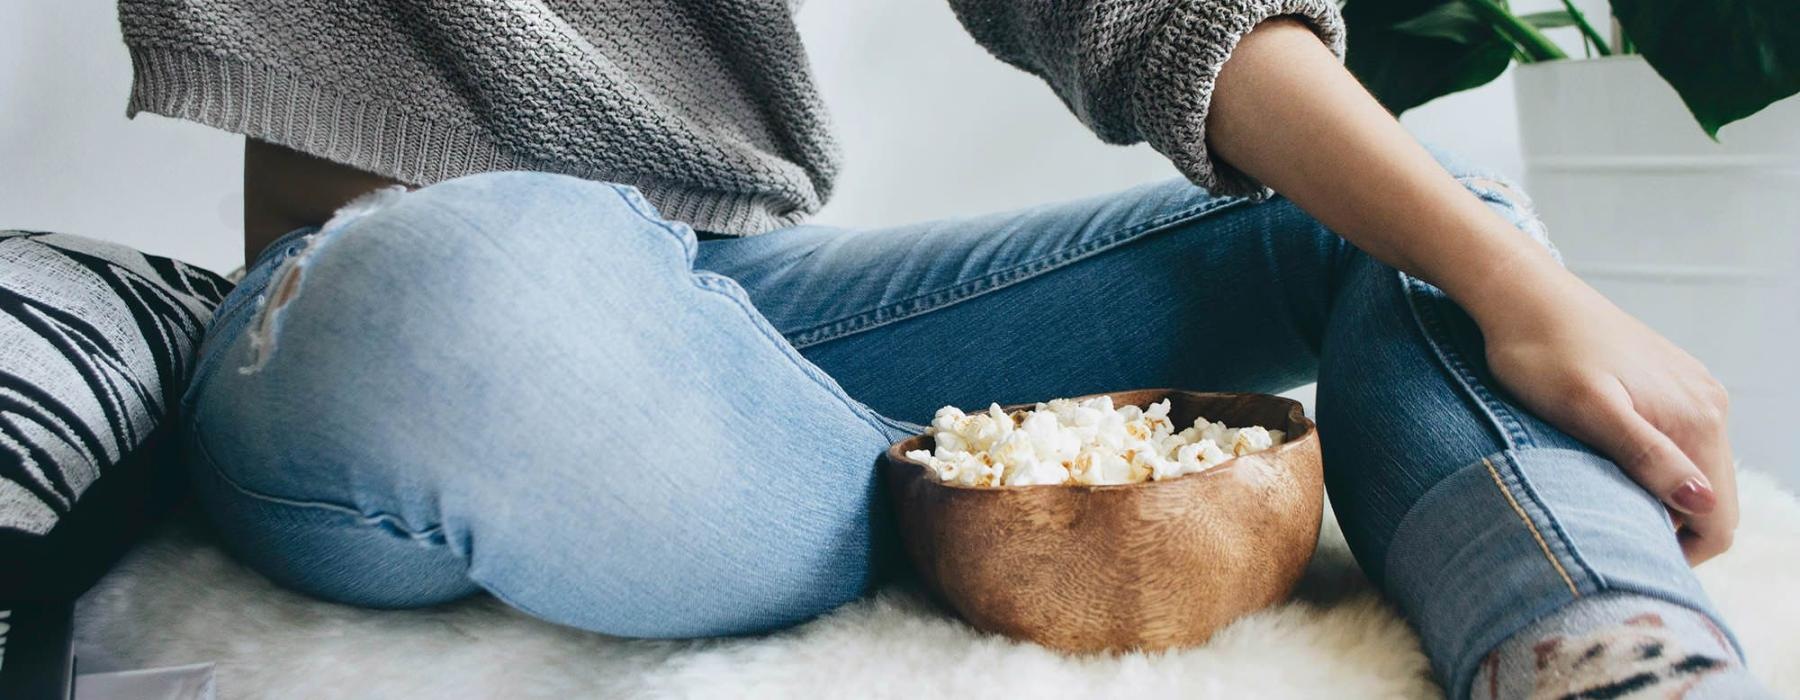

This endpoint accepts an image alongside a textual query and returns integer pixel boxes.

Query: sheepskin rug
[75,471,1800,699]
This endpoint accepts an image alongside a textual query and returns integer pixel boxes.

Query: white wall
[1,1,243,273]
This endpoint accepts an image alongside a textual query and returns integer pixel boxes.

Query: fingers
[1651,379,1739,565]
[1663,408,1735,561]
[1575,377,1715,516]
[1679,522,1734,565]
[1579,374,1740,565]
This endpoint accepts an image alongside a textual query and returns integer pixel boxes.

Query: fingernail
[1669,478,1717,516]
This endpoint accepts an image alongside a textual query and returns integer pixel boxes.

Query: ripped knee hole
[241,186,409,374]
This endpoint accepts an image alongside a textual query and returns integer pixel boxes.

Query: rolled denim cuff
[1384,447,1738,699]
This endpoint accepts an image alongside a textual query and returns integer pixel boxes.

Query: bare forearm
[1205,19,1739,562]
[1206,19,1572,321]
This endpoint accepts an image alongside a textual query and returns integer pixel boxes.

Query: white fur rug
[75,471,1800,699]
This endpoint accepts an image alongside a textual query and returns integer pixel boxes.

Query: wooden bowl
[881,389,1323,653]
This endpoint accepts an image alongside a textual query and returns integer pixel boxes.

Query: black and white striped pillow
[0,231,229,601]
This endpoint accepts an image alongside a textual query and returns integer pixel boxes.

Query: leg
[700,166,1742,696]
[1313,180,1747,697]
[181,172,911,638]
[698,181,1331,418]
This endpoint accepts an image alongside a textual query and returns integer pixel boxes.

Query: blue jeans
[181,161,1733,698]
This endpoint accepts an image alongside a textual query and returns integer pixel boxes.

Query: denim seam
[1398,451,1748,696]
[212,227,317,324]
[1397,175,1613,600]
[605,183,698,261]
[1386,448,1597,597]
[1258,208,1332,361]
[189,240,309,387]
[185,304,260,412]
[1399,273,1533,449]
[689,272,897,443]
[209,271,276,331]
[1398,267,1608,602]
[189,421,449,545]
[869,413,926,438]
[1400,271,1609,600]
[787,197,1250,348]
[191,422,573,625]
[1496,450,1606,591]
[1480,455,1580,597]
[603,185,898,444]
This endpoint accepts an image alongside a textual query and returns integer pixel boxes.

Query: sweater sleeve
[947,0,1346,198]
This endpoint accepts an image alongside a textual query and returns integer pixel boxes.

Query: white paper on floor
[76,662,215,700]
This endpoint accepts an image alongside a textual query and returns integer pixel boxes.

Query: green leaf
[1612,0,1800,135]
[1551,0,1613,56]
[1460,0,1569,62]
[1344,0,1516,114]
[1518,10,1577,29]
[1392,3,1490,44]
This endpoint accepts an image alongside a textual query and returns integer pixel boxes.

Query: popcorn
[1227,426,1279,456]
[1003,456,1071,486]
[988,431,1039,468]
[907,396,1286,487]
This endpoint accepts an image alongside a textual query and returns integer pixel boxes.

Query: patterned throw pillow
[0,231,230,601]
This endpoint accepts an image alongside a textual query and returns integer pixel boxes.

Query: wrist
[1433,232,1588,330]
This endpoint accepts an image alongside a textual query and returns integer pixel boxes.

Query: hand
[1200,15,1737,564]
[1473,265,1737,565]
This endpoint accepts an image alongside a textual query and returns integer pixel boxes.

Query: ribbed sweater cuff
[1131,0,1347,199]
[124,45,798,236]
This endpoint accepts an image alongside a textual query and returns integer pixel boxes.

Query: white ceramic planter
[1515,56,1800,480]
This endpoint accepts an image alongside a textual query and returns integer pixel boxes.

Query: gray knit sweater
[119,1,1343,236]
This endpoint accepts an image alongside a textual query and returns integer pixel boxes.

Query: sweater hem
[123,45,803,236]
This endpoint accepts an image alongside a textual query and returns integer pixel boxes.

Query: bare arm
[1208,20,1550,303]
[244,139,401,267]
[1211,19,1736,562]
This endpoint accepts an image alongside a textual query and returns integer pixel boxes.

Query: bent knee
[420,171,697,258]
[238,171,701,360]
[297,171,697,286]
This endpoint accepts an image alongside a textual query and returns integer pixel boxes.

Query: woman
[120,1,1764,697]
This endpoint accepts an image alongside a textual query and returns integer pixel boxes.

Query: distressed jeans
[181,158,1735,698]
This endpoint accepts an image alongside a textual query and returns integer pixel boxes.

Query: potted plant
[1342,0,1799,477]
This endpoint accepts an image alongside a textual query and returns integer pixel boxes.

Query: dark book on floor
[0,601,75,700]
